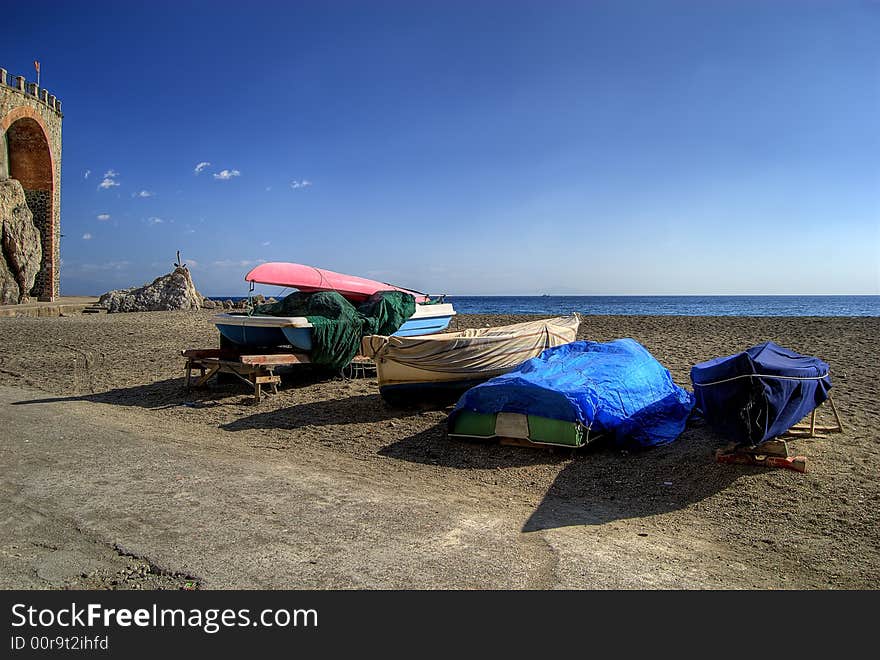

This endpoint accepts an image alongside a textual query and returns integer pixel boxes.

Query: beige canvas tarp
[361,314,580,388]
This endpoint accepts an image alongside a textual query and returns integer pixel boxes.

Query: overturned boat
[361,315,580,404]
[448,338,695,449]
[245,261,430,303]
[214,262,455,348]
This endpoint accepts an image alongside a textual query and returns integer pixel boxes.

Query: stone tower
[0,67,62,302]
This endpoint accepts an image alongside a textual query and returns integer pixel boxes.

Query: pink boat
[245,262,430,303]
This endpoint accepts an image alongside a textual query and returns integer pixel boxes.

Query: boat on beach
[213,302,457,349]
[360,315,580,403]
[213,261,456,349]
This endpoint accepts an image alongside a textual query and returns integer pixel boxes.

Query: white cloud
[194,161,211,175]
[98,175,119,190]
[261,241,271,247]
[77,260,130,272]
[83,169,91,180]
[97,213,111,221]
[82,233,92,240]
[290,179,312,189]
[147,216,164,225]
[213,169,241,180]
[104,169,118,178]
[212,259,253,268]
[184,228,196,234]
[133,190,154,198]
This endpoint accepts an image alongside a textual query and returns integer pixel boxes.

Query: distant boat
[361,315,580,404]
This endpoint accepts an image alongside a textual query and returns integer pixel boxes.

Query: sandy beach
[0,310,877,589]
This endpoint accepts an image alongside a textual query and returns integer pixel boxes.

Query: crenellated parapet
[0,68,62,116]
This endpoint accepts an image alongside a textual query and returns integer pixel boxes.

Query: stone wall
[23,189,51,297]
[0,67,62,301]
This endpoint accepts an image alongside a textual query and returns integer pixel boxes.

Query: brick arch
[6,117,53,190]
[0,104,52,139]
[1,105,54,164]
[2,105,56,300]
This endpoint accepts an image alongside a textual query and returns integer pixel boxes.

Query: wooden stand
[716,395,843,473]
[182,349,310,403]
[716,439,807,473]
[341,356,377,379]
[783,395,844,438]
[182,348,377,402]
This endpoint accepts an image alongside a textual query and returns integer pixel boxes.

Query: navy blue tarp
[690,341,831,445]
[448,339,695,449]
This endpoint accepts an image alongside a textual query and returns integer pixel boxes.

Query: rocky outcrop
[98,267,203,313]
[0,179,43,304]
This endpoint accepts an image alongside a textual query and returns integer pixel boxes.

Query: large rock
[0,179,43,304]
[99,267,204,313]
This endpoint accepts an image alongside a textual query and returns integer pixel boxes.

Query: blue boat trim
[214,306,455,349]
[393,314,453,337]
[215,323,289,347]
[281,327,314,351]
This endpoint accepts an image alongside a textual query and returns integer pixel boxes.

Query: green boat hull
[448,410,588,448]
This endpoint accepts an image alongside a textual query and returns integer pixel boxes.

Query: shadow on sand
[220,393,431,431]
[13,380,750,532]
[381,419,748,531]
[9,367,341,411]
[10,378,202,410]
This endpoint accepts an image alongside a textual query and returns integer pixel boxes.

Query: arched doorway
[4,115,54,300]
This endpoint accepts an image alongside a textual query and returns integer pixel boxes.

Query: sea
[214,295,880,317]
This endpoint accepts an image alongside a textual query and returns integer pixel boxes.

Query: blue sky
[3,1,878,296]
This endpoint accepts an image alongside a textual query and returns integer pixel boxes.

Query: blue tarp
[448,339,695,449]
[690,341,831,445]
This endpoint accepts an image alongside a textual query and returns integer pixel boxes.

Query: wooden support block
[182,348,240,360]
[193,365,220,388]
[716,449,807,473]
[756,439,790,457]
[499,436,539,449]
[240,353,310,365]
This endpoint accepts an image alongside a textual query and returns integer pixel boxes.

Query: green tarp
[253,290,416,370]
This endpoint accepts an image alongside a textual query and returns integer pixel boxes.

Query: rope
[693,371,831,387]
